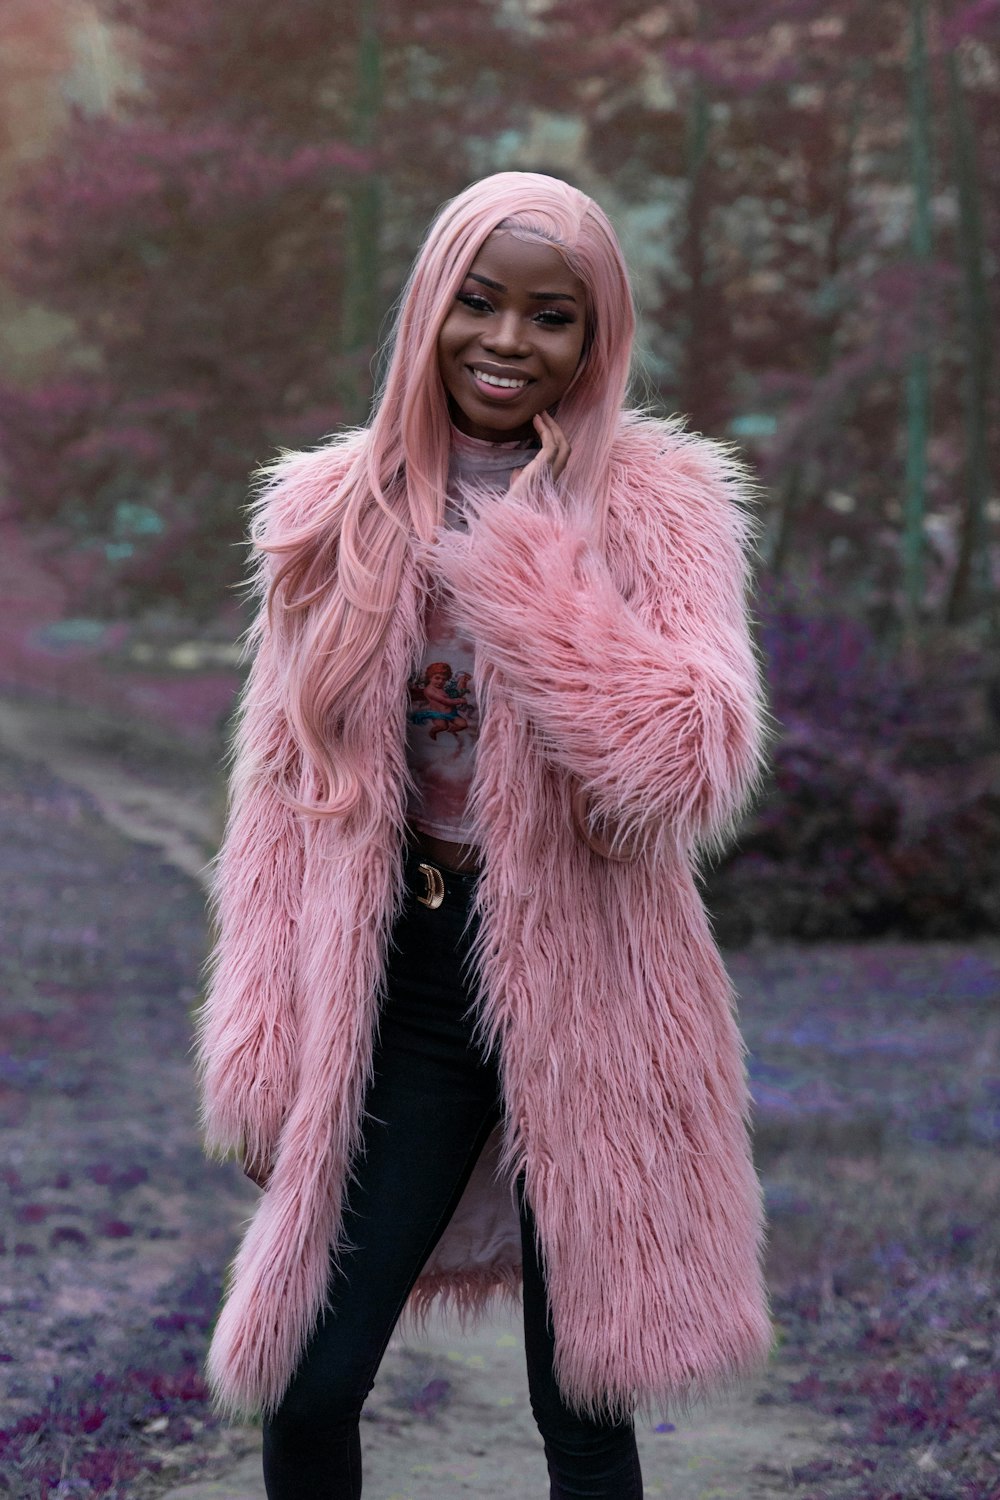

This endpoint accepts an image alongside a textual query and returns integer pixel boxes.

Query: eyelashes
[456,292,573,327]
[457,293,493,313]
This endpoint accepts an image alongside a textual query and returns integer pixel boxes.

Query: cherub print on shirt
[405,584,480,841]
[404,424,535,842]
[410,661,476,742]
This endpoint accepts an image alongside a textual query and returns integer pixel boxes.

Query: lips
[467,365,534,402]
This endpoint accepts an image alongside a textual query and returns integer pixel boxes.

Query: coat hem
[396,1260,524,1339]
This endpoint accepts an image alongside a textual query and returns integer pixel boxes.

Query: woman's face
[437,230,587,443]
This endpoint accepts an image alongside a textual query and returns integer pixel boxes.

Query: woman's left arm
[425,433,771,863]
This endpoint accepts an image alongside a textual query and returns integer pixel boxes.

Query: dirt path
[3,689,996,1498]
[159,1330,838,1500]
[0,692,222,887]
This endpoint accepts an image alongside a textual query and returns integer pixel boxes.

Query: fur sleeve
[425,428,771,864]
[191,439,358,1166]
[192,609,304,1166]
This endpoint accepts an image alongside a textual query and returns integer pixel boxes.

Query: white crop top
[404,426,535,843]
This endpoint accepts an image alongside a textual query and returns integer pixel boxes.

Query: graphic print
[408,661,477,743]
[404,590,479,838]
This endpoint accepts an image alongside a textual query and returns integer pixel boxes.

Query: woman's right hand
[241,1148,273,1190]
[508,410,571,499]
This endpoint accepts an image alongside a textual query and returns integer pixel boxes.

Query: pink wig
[252,172,638,831]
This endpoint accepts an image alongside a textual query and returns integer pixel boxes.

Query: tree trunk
[766,62,868,575]
[943,42,995,626]
[902,0,933,637]
[339,0,382,420]
[679,30,712,432]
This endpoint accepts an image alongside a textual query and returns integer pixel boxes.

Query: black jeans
[261,845,643,1499]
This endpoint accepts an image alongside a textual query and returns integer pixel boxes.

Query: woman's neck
[446,421,537,491]
[448,420,537,452]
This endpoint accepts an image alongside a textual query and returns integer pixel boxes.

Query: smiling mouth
[467,366,533,399]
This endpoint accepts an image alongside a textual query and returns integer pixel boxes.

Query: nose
[481,310,530,358]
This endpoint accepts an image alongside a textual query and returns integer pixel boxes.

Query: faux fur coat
[194,412,774,1425]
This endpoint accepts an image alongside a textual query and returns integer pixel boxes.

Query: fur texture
[193,412,774,1426]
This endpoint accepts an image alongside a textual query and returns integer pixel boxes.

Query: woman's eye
[535,310,572,326]
[458,292,493,312]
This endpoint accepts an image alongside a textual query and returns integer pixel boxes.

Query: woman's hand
[241,1146,273,1191]
[509,411,571,499]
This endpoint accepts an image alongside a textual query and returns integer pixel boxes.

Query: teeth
[474,369,528,389]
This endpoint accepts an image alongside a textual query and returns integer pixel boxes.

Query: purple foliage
[138,1365,210,1405]
[85,1162,148,1191]
[409,1377,452,1418]
[861,1365,999,1444]
[708,578,1000,939]
[48,1227,89,1250]
[17,1204,51,1224]
[95,1219,134,1240]
[0,1286,219,1495]
[0,749,237,1496]
[0,0,544,620]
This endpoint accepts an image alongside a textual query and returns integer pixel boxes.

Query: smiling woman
[437,232,587,443]
[194,171,772,1500]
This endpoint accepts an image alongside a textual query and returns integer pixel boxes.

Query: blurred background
[2,9,1000,1498]
[1,0,998,940]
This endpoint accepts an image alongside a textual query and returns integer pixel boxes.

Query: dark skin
[242,234,635,1191]
[437,228,587,450]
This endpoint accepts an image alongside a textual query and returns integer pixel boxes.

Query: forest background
[2,7,1000,1496]
[1,0,998,940]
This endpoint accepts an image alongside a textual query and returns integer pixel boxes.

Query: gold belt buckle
[416,861,445,909]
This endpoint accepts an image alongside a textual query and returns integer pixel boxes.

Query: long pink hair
[253,171,637,826]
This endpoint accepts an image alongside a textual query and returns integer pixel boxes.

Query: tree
[902,0,934,634]
[941,0,999,625]
[0,0,538,618]
[543,0,998,626]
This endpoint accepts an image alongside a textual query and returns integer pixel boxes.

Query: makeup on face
[437,230,588,444]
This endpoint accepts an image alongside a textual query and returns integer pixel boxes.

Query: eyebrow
[467,272,578,304]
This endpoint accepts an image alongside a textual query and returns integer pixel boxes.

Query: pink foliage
[0,0,544,618]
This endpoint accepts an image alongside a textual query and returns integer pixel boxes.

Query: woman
[194,171,773,1499]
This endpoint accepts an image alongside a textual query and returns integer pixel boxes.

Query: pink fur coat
[194,412,773,1425]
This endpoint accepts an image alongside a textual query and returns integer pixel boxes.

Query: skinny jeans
[261,843,643,1499]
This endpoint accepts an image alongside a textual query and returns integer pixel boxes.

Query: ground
[0,688,997,1500]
